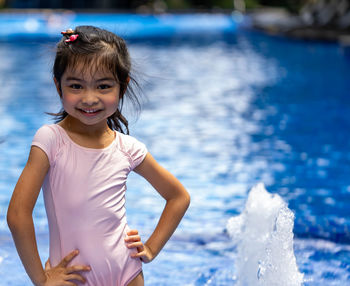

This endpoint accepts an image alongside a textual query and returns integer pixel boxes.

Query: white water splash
[227,183,304,286]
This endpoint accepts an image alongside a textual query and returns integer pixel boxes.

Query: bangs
[65,50,120,82]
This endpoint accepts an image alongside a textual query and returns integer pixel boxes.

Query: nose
[81,89,99,106]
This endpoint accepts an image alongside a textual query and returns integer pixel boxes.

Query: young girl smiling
[7,25,190,286]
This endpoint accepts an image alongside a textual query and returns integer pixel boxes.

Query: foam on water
[227,183,304,286]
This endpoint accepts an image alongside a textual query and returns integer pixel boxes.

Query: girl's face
[54,65,120,128]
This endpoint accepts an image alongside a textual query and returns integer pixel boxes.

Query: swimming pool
[0,13,349,285]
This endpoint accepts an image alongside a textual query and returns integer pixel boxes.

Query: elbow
[168,188,191,210]
[6,207,29,231]
[6,208,18,230]
[186,191,191,206]
[7,214,16,232]
[182,190,191,210]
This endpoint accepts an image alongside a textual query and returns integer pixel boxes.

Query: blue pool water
[0,14,350,285]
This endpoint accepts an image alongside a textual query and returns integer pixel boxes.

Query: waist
[49,221,131,266]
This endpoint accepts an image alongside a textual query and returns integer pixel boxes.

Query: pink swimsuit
[32,124,147,286]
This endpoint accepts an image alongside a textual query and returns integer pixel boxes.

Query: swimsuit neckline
[54,124,117,152]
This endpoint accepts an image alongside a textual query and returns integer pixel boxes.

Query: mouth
[78,108,103,116]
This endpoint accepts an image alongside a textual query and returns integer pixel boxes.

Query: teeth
[82,109,99,113]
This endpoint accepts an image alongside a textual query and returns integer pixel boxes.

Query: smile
[78,108,102,116]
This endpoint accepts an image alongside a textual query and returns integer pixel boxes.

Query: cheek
[62,97,75,104]
[61,94,77,108]
[105,95,120,108]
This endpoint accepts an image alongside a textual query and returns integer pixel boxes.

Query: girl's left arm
[126,152,190,263]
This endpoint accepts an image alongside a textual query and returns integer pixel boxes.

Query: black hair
[51,25,141,134]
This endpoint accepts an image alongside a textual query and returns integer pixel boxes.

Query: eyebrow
[65,77,116,82]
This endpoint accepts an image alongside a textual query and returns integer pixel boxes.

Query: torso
[40,123,143,285]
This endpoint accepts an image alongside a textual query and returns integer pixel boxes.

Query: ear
[120,77,130,97]
[53,77,62,97]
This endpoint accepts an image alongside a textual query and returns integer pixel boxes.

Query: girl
[7,25,190,286]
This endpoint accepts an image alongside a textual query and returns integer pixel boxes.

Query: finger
[59,250,79,267]
[124,235,141,242]
[131,250,146,259]
[45,259,51,270]
[65,273,86,283]
[126,241,144,250]
[126,229,138,236]
[66,265,91,273]
[131,251,150,263]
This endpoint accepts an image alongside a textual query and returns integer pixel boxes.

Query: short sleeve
[31,125,57,166]
[125,135,148,170]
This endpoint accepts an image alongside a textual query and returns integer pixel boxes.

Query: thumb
[136,244,144,253]
[45,258,51,270]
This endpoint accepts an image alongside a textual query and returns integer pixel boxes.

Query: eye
[69,84,82,89]
[98,84,112,90]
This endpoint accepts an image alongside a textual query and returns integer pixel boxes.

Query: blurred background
[0,1,350,285]
[0,0,306,11]
[0,0,349,42]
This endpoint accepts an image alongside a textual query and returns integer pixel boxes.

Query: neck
[61,116,112,137]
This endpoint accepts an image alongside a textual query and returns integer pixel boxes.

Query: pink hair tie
[61,28,78,43]
[65,34,79,43]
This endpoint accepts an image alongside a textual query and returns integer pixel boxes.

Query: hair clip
[65,34,79,43]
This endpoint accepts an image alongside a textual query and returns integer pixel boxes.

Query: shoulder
[31,124,61,166]
[33,124,58,139]
[116,132,146,152]
[116,132,148,169]
[32,124,60,148]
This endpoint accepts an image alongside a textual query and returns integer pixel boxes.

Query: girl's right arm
[6,146,90,286]
[7,146,49,285]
